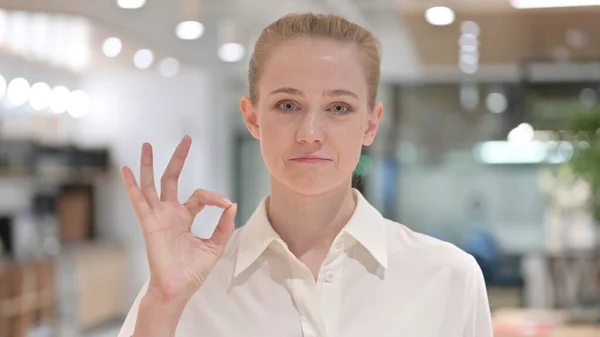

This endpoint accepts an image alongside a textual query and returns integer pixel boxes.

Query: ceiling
[399,0,516,13]
[0,0,422,80]
[2,0,600,82]
[399,0,600,69]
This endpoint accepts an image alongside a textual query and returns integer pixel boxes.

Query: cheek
[330,123,366,161]
[258,118,287,162]
[331,120,366,143]
[260,117,283,143]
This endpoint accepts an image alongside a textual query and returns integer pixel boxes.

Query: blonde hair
[248,13,382,109]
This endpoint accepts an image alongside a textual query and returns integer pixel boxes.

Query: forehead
[259,38,368,98]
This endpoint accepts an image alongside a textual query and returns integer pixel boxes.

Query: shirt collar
[233,197,280,277]
[233,189,388,278]
[343,190,388,269]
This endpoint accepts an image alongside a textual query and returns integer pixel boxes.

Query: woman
[118,13,493,337]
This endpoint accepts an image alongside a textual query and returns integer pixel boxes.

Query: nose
[296,108,326,144]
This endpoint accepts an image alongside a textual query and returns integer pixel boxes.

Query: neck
[267,179,357,258]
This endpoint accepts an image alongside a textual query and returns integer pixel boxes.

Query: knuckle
[167,169,181,180]
[193,188,207,194]
[160,175,172,185]
[192,189,208,201]
[142,181,155,190]
[192,188,207,197]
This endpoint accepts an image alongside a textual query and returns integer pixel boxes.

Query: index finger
[120,166,151,220]
[183,189,233,215]
[160,135,192,202]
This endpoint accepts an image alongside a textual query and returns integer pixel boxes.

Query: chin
[280,173,349,196]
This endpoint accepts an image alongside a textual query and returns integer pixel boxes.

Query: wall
[75,66,234,306]
[374,83,548,253]
[395,161,546,253]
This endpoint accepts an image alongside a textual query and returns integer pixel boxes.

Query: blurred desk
[493,309,600,337]
[547,325,600,337]
[520,250,600,308]
[56,243,126,335]
[0,258,56,337]
[546,251,600,307]
[496,326,600,337]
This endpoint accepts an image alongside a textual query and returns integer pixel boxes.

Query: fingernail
[222,197,233,206]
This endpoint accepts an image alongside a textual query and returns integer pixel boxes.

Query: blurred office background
[0,0,599,336]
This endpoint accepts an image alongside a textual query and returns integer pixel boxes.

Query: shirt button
[335,239,344,250]
[324,272,335,283]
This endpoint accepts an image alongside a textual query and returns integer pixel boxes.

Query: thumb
[211,203,237,247]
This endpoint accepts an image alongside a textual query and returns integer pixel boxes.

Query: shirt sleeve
[117,280,149,337]
[463,256,494,337]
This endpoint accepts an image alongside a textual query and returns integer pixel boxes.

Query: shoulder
[382,218,480,276]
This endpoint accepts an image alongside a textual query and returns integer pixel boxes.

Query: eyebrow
[269,87,359,100]
[326,89,359,100]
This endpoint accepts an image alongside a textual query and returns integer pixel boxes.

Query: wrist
[134,288,189,337]
[144,285,192,310]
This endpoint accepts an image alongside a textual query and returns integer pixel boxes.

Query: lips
[289,155,331,163]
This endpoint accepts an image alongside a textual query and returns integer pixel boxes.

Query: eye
[329,103,352,115]
[277,101,299,112]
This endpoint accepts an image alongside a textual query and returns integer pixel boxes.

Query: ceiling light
[47,17,69,68]
[67,90,90,118]
[31,13,49,60]
[459,63,478,74]
[473,141,569,164]
[68,44,91,72]
[62,18,92,72]
[486,93,508,113]
[7,11,30,56]
[29,82,52,111]
[117,0,146,9]
[218,43,245,63]
[7,77,30,106]
[159,58,180,77]
[50,86,70,114]
[510,0,600,8]
[425,7,455,26]
[461,21,480,36]
[460,52,479,65]
[508,123,535,143]
[103,37,122,57]
[134,49,153,69]
[459,34,479,49]
[176,21,204,40]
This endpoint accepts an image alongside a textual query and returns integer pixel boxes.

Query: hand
[120,135,237,302]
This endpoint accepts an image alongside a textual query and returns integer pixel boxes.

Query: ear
[240,96,260,140]
[362,102,383,146]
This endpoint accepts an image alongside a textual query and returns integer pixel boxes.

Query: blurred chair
[463,230,524,287]
[463,230,525,310]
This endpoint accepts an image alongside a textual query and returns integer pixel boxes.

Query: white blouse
[118,190,493,337]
